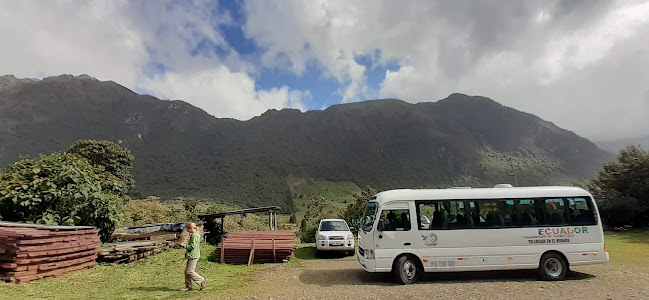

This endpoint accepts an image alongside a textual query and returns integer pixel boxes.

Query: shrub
[67,139,135,199]
[0,152,126,241]
[299,224,317,243]
[340,186,378,227]
[590,145,649,227]
[123,196,173,226]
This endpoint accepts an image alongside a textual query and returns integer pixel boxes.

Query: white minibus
[356,186,609,284]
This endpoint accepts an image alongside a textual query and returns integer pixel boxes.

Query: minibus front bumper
[357,247,376,272]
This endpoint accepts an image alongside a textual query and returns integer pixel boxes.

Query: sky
[1,0,648,141]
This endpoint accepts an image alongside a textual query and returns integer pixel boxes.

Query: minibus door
[374,202,414,255]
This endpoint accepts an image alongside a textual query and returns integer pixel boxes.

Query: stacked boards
[0,222,99,283]
[216,230,297,265]
[98,240,175,263]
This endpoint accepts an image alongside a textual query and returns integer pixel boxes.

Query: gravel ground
[211,254,649,300]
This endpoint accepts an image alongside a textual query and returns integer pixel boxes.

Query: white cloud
[0,0,146,87]
[0,0,307,121]
[243,0,649,140]
[141,66,307,120]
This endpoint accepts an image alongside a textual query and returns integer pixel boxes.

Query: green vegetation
[0,77,612,210]
[0,243,261,299]
[67,139,135,199]
[604,229,649,266]
[0,143,131,242]
[299,197,329,243]
[289,178,361,220]
[123,197,237,227]
[589,145,649,226]
[339,186,378,227]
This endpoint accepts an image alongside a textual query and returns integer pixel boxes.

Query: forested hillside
[0,75,613,210]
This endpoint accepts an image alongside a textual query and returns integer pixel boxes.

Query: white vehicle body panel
[316,219,355,252]
[357,186,609,273]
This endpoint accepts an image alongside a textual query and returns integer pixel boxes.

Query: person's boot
[180,285,192,292]
[200,279,208,291]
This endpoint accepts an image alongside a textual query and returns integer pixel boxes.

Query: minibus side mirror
[377,220,385,232]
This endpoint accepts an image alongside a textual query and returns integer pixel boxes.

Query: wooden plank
[247,239,255,266]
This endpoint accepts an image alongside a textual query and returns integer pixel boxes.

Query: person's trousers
[185,259,205,288]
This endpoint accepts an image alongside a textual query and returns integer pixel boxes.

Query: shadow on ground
[295,245,355,260]
[299,268,595,287]
[129,286,182,292]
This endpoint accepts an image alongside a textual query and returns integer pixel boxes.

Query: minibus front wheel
[393,255,422,285]
[538,251,568,281]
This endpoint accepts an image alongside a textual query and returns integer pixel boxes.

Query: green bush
[67,139,135,199]
[590,145,649,226]
[340,186,378,227]
[123,196,174,226]
[299,224,317,243]
[0,152,126,241]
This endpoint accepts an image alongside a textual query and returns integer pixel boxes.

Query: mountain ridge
[0,74,613,210]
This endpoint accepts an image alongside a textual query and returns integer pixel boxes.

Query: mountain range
[0,74,613,210]
[596,135,649,153]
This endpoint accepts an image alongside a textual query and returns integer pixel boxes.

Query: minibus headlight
[346,234,354,240]
[317,234,325,240]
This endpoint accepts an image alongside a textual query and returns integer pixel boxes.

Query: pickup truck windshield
[320,221,349,231]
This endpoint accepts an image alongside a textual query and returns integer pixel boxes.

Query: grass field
[0,243,262,300]
[602,228,649,266]
[1,230,647,299]
[287,178,361,221]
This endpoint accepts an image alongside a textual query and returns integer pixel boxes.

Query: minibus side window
[516,199,541,226]
[478,201,502,228]
[566,197,596,225]
[379,209,411,231]
[544,198,568,225]
[465,201,485,228]
[417,201,467,229]
[499,200,516,227]
[445,201,466,228]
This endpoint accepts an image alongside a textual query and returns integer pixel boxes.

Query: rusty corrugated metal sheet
[0,222,100,283]
[216,230,297,265]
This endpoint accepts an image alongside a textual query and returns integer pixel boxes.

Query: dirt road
[215,251,649,300]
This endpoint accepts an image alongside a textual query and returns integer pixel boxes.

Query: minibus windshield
[361,202,378,232]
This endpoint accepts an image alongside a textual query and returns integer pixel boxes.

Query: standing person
[179,222,207,291]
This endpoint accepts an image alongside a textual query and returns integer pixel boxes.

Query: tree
[0,152,126,241]
[589,145,649,226]
[183,197,200,220]
[304,196,327,223]
[67,139,135,199]
[289,213,297,223]
[123,196,173,226]
[340,186,378,227]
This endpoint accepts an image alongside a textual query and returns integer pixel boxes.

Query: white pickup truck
[315,218,355,257]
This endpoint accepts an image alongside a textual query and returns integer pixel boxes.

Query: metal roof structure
[198,206,281,219]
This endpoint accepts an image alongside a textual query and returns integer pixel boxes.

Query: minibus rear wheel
[393,255,421,285]
[537,252,568,281]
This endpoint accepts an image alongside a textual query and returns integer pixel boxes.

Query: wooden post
[248,239,255,266]
[220,217,225,237]
[272,238,276,263]
[220,238,225,264]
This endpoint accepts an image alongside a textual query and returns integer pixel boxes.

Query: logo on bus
[422,233,438,246]
[538,227,589,236]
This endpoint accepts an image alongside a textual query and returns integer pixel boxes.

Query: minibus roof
[373,186,591,205]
